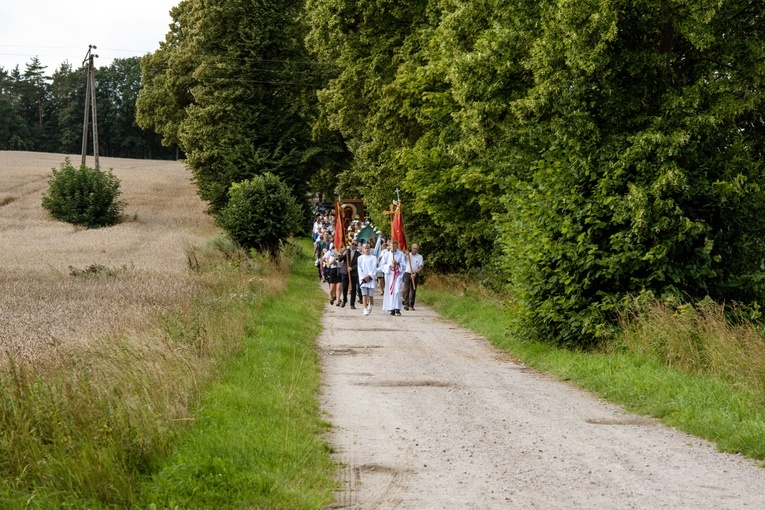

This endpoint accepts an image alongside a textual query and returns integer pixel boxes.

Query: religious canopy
[355,224,378,245]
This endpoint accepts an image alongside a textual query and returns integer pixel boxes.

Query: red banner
[391,202,407,252]
[333,200,347,250]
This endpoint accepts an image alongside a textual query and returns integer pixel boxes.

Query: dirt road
[318,295,765,509]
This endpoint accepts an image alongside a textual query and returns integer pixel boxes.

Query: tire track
[319,284,765,509]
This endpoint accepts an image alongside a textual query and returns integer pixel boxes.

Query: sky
[0,0,179,74]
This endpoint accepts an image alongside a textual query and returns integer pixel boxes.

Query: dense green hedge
[306,0,765,346]
[139,0,765,347]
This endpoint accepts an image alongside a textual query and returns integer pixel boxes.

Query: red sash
[389,264,400,295]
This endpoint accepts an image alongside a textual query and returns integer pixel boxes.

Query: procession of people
[313,203,424,317]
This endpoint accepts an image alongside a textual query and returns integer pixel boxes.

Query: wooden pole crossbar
[382,203,396,217]
[81,45,100,170]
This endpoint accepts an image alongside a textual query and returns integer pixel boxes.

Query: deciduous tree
[502,0,765,345]
[138,0,328,215]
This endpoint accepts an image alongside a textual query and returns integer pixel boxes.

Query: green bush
[42,159,126,228]
[216,173,302,257]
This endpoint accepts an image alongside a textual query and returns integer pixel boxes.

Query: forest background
[0,56,175,160]
[5,0,765,349]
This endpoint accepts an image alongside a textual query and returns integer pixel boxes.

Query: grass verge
[139,239,334,509]
[419,276,765,464]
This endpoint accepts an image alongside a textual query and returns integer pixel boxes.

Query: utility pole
[81,45,100,170]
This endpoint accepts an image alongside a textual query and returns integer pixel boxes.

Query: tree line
[0,56,176,159]
[139,0,765,347]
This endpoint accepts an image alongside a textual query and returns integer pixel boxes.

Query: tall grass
[617,299,765,398]
[0,151,217,357]
[420,274,765,464]
[0,236,280,508]
[0,268,204,359]
[0,154,333,508]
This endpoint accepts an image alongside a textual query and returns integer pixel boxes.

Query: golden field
[0,151,219,358]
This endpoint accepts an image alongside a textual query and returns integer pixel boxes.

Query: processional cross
[382,189,401,219]
[383,202,396,218]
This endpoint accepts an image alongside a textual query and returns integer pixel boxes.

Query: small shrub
[184,234,261,273]
[42,158,126,228]
[216,173,302,258]
[68,263,125,278]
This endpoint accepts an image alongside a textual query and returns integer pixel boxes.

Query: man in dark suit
[348,241,362,309]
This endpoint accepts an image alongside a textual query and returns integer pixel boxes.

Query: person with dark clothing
[314,232,331,280]
[348,241,361,309]
[403,244,423,311]
[338,251,349,307]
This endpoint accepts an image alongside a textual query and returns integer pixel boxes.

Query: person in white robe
[357,243,378,315]
[380,240,407,315]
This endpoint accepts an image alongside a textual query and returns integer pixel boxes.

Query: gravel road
[318,294,765,509]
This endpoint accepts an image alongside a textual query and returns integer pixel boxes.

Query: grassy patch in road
[140,240,334,509]
[420,278,765,464]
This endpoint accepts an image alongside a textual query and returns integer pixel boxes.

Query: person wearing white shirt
[403,244,423,311]
[357,243,378,315]
[380,240,407,315]
[322,246,341,305]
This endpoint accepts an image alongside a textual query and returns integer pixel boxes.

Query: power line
[0,44,85,49]
[0,44,155,53]
[150,57,339,70]
[0,45,338,66]
[197,78,324,87]
[211,56,338,67]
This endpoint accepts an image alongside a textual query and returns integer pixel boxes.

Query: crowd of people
[313,214,424,317]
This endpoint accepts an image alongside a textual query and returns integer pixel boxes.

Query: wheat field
[0,151,219,358]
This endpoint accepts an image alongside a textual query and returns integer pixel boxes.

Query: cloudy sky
[0,0,179,73]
